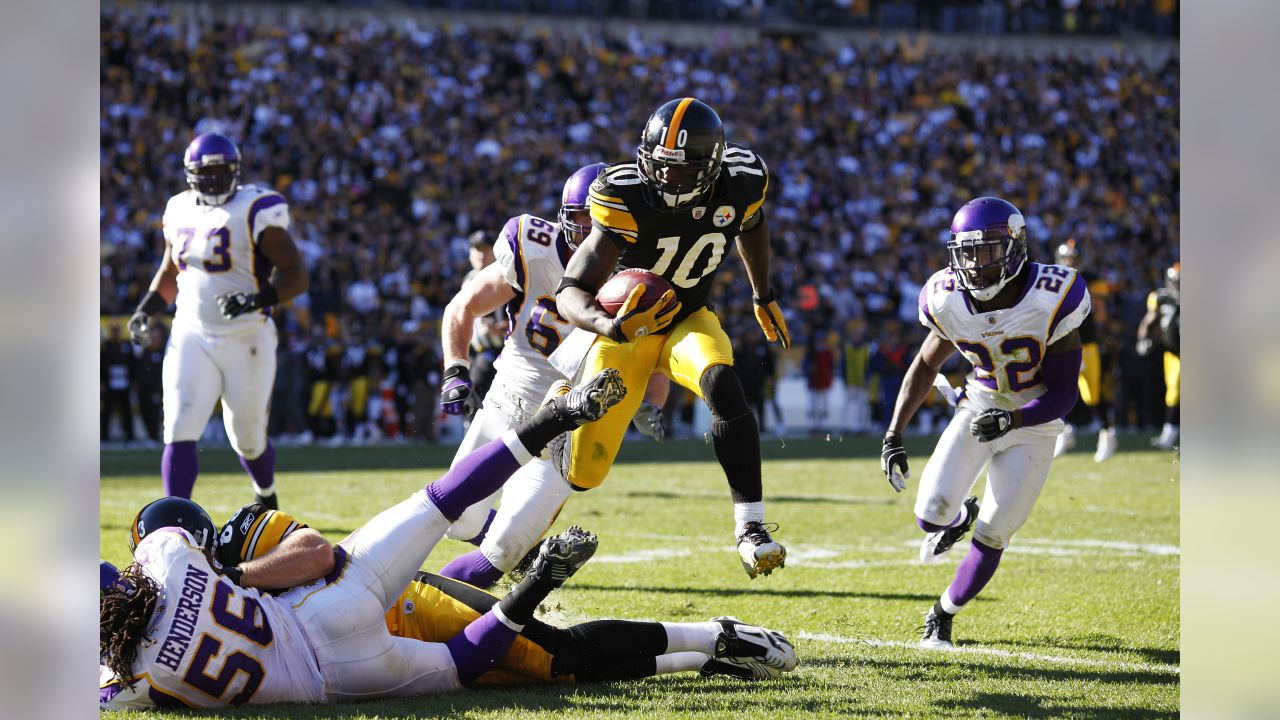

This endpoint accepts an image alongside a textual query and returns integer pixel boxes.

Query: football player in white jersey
[127,133,308,509]
[101,369,627,709]
[879,197,1091,649]
[436,163,669,588]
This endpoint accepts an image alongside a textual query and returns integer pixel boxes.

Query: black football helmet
[129,497,217,554]
[636,97,724,212]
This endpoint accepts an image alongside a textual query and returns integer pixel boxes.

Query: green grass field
[100,434,1179,719]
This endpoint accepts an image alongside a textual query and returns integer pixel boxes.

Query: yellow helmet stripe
[664,97,696,150]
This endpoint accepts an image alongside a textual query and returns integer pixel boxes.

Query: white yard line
[798,631,1180,675]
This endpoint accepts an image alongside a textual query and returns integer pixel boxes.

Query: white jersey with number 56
[490,213,579,407]
[100,528,324,710]
[163,184,289,336]
[919,262,1091,419]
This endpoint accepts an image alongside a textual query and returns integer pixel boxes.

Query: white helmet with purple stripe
[947,196,1029,301]
[183,132,241,206]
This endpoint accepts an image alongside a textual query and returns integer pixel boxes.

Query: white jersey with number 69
[163,184,289,336]
[490,213,579,407]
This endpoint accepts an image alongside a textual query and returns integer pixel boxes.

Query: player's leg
[563,335,663,490]
[468,459,573,585]
[217,321,279,506]
[160,326,222,498]
[914,406,991,564]
[922,429,1056,649]
[1155,351,1180,449]
[443,390,523,545]
[661,308,781,578]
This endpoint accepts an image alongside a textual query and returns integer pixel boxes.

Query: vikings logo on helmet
[947,197,1029,302]
[636,98,725,212]
[183,132,242,206]
[559,163,608,249]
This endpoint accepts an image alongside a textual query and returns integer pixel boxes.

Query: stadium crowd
[100,5,1178,444]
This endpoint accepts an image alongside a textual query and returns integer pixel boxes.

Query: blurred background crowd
[100,1,1178,446]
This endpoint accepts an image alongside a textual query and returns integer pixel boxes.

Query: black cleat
[526,525,598,589]
[541,368,627,428]
[920,496,979,564]
[919,605,955,649]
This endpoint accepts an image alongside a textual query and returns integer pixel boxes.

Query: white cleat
[1094,427,1117,463]
[736,522,786,578]
[701,616,798,680]
[1053,424,1076,458]
[1152,423,1179,450]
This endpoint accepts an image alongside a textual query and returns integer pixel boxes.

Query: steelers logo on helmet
[636,98,725,213]
[946,197,1029,302]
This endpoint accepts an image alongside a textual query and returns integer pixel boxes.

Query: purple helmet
[183,132,241,206]
[947,196,1029,301]
[559,162,608,249]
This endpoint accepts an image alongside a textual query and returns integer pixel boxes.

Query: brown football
[596,269,675,317]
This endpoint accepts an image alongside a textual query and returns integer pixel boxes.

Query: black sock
[513,403,573,458]
[546,620,669,678]
[497,568,559,625]
[701,365,762,504]
[1166,405,1180,425]
[933,600,954,618]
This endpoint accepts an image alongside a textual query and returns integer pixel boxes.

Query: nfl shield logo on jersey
[713,206,735,227]
[692,206,706,220]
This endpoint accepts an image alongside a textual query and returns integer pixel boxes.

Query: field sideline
[100,434,1180,719]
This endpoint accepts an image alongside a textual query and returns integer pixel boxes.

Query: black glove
[440,363,477,416]
[881,433,909,493]
[970,408,1016,442]
[216,287,279,320]
[127,311,151,346]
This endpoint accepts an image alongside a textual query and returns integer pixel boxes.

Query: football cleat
[736,521,786,578]
[920,497,980,565]
[701,616,797,680]
[526,525,598,589]
[1094,427,1117,463]
[919,606,954,649]
[1053,424,1076,458]
[541,368,627,428]
[1152,423,1179,450]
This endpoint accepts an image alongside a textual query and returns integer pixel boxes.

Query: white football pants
[281,431,531,700]
[914,405,1059,549]
[162,319,276,459]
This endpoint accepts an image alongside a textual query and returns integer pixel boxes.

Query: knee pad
[700,364,750,420]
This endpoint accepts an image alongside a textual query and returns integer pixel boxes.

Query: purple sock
[467,509,498,546]
[238,441,275,491]
[945,539,1005,607]
[916,504,968,533]
[162,441,199,498]
[445,610,517,684]
[438,550,504,589]
[425,437,522,522]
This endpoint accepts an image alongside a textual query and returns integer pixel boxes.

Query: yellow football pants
[1077,342,1102,407]
[568,307,734,490]
[384,575,564,686]
[1164,351,1180,407]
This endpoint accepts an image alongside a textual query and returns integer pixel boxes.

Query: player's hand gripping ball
[597,269,681,342]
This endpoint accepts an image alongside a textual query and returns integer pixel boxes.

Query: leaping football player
[879,197,1091,648]
[127,133,308,509]
[555,97,790,578]
[435,163,669,589]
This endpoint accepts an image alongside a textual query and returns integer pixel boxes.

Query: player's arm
[440,262,517,414]
[1136,292,1160,355]
[881,331,956,492]
[216,225,309,320]
[739,213,791,349]
[128,241,180,345]
[231,527,334,590]
[969,329,1084,443]
[556,228,627,338]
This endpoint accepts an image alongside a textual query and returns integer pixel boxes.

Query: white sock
[660,621,723,654]
[940,590,965,615]
[734,501,765,535]
[253,484,275,497]
[654,651,711,676]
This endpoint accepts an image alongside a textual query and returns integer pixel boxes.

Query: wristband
[222,565,243,585]
[752,289,776,305]
[136,291,166,316]
[257,286,280,308]
[556,275,598,296]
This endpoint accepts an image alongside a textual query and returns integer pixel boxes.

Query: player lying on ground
[879,197,1091,649]
[200,501,796,685]
[101,369,629,708]
[435,162,670,589]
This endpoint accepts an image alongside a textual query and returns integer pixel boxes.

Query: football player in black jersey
[1052,239,1118,462]
[556,98,790,578]
[1138,261,1180,449]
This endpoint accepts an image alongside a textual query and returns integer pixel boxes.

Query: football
[596,269,674,317]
